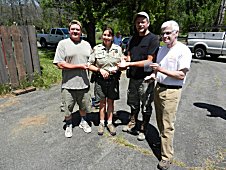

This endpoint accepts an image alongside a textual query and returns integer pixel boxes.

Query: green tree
[40,0,126,47]
[0,0,42,26]
[172,0,221,32]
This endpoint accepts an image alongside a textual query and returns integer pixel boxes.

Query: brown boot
[122,120,136,132]
[122,113,137,132]
[98,123,105,136]
[107,123,116,136]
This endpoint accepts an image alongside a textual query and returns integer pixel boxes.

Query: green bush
[33,48,61,88]
[0,48,61,96]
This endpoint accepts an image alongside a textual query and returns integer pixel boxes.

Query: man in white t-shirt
[53,20,92,138]
[150,20,192,170]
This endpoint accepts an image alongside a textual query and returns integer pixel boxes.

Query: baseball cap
[135,12,149,22]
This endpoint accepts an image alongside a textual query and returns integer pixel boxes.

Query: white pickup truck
[187,32,226,59]
[37,28,69,47]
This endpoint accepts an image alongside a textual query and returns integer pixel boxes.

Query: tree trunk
[164,0,170,21]
[84,21,96,48]
[213,0,226,31]
[57,8,63,27]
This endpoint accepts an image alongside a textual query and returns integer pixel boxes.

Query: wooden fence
[0,25,40,88]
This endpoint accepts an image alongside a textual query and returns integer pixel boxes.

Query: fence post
[11,25,27,82]
[0,36,9,84]
[27,25,41,75]
[0,25,40,88]
[0,26,19,87]
[20,26,34,82]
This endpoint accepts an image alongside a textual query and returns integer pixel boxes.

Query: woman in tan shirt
[89,27,123,136]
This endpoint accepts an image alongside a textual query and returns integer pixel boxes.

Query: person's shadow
[113,110,131,126]
[145,124,161,160]
[63,109,162,160]
[113,110,161,160]
[194,102,226,120]
[63,110,100,130]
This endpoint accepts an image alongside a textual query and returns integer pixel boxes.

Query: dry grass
[11,115,48,136]
[0,97,19,112]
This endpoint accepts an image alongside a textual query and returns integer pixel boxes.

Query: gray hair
[161,20,179,31]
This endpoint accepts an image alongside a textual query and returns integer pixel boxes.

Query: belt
[96,74,116,81]
[96,71,120,81]
[157,82,182,89]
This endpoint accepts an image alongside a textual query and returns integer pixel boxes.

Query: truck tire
[194,48,206,59]
[210,54,220,58]
[40,39,47,48]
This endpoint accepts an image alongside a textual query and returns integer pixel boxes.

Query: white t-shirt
[53,38,92,89]
[156,42,192,86]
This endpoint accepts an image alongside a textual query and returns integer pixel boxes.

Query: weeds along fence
[0,25,40,88]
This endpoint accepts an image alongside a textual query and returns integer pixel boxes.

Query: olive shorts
[94,77,120,101]
[61,88,91,116]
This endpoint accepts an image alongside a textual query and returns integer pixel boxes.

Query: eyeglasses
[161,30,176,36]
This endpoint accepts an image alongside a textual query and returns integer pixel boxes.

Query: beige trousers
[154,84,182,161]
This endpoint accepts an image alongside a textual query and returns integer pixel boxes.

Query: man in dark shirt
[118,12,159,140]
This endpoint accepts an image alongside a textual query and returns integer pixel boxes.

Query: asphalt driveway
[0,56,226,170]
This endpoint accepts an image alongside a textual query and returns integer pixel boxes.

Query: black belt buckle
[157,82,182,89]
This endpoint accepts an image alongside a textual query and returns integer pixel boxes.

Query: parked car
[187,32,226,59]
[37,28,88,48]
[37,28,69,48]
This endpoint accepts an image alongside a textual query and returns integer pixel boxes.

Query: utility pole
[213,0,226,31]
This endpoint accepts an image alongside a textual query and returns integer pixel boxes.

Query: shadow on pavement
[194,102,226,120]
[113,110,161,160]
[192,55,226,63]
[113,110,130,126]
[204,57,226,63]
[191,60,201,64]
[63,109,162,161]
[146,124,161,161]
[63,110,100,130]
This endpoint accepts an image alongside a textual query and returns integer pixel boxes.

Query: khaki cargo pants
[154,84,182,161]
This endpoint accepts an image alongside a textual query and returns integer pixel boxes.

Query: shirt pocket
[95,52,106,66]
[167,57,177,70]
[112,52,121,64]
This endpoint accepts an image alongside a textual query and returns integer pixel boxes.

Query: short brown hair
[69,20,82,29]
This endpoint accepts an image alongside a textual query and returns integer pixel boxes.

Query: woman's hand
[100,69,110,79]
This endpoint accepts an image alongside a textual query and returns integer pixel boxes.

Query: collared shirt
[89,43,123,72]
[156,42,192,86]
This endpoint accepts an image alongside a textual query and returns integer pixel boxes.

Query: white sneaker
[65,124,72,138]
[79,121,92,133]
[137,132,145,141]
